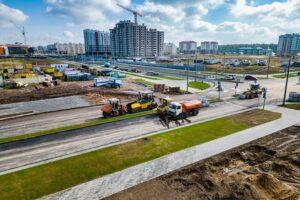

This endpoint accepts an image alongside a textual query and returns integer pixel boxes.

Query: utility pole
[195,54,197,81]
[282,56,292,106]
[186,58,189,93]
[266,54,271,79]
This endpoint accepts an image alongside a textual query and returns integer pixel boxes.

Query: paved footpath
[43,105,300,200]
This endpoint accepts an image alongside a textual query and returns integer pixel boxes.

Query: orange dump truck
[168,100,202,119]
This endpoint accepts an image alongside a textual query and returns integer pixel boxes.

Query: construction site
[0,55,300,200]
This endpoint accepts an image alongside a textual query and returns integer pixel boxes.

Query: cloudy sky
[0,0,299,46]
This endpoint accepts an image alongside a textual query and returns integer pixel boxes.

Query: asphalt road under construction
[0,101,249,175]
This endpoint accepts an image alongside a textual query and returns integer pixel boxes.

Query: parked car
[99,69,112,76]
[244,75,257,81]
[223,74,237,80]
[146,71,159,76]
[131,68,141,73]
[241,59,251,66]
[258,60,267,66]
[119,68,128,71]
[112,66,119,69]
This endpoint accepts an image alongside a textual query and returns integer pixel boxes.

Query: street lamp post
[282,55,293,106]
[266,54,271,79]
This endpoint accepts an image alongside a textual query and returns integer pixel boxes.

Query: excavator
[101,98,127,118]
[127,91,157,113]
[239,83,262,99]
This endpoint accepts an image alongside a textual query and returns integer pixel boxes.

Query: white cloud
[230,0,299,18]
[0,3,28,28]
[63,31,75,38]
[138,1,185,22]
[46,0,131,24]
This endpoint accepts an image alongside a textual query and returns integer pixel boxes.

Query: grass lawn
[188,81,211,90]
[272,73,298,79]
[0,110,155,145]
[156,75,184,80]
[133,78,154,88]
[208,98,223,103]
[123,72,160,80]
[0,109,281,200]
[282,103,300,110]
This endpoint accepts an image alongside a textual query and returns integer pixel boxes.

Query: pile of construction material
[288,92,300,102]
[154,84,182,94]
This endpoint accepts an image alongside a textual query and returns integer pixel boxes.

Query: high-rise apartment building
[277,33,300,56]
[179,41,197,54]
[200,41,218,54]
[83,29,110,55]
[110,20,164,58]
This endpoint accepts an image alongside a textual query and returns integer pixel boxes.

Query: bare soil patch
[107,125,300,200]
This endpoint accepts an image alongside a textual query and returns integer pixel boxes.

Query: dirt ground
[107,125,300,200]
[0,80,146,104]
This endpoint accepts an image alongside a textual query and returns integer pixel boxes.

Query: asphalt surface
[0,101,247,175]
[0,105,101,139]
[43,105,300,200]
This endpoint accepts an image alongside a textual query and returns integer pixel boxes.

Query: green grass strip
[156,75,184,80]
[208,98,223,104]
[282,103,300,110]
[188,81,211,90]
[133,78,154,87]
[0,110,155,145]
[122,71,161,80]
[0,109,281,200]
[272,73,298,79]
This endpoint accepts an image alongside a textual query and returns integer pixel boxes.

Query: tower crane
[117,3,142,24]
[9,20,27,45]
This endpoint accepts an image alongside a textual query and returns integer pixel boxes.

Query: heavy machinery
[157,97,172,117]
[239,83,262,99]
[168,100,202,120]
[127,91,157,113]
[101,98,127,118]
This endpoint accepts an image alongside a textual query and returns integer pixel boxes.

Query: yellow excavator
[157,97,173,117]
[127,91,157,113]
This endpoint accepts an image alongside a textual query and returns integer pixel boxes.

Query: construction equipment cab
[168,100,202,119]
[101,98,127,118]
[157,97,172,116]
[127,91,157,113]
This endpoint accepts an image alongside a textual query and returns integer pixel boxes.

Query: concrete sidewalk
[43,105,300,200]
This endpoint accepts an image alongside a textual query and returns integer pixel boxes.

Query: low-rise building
[239,47,273,55]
